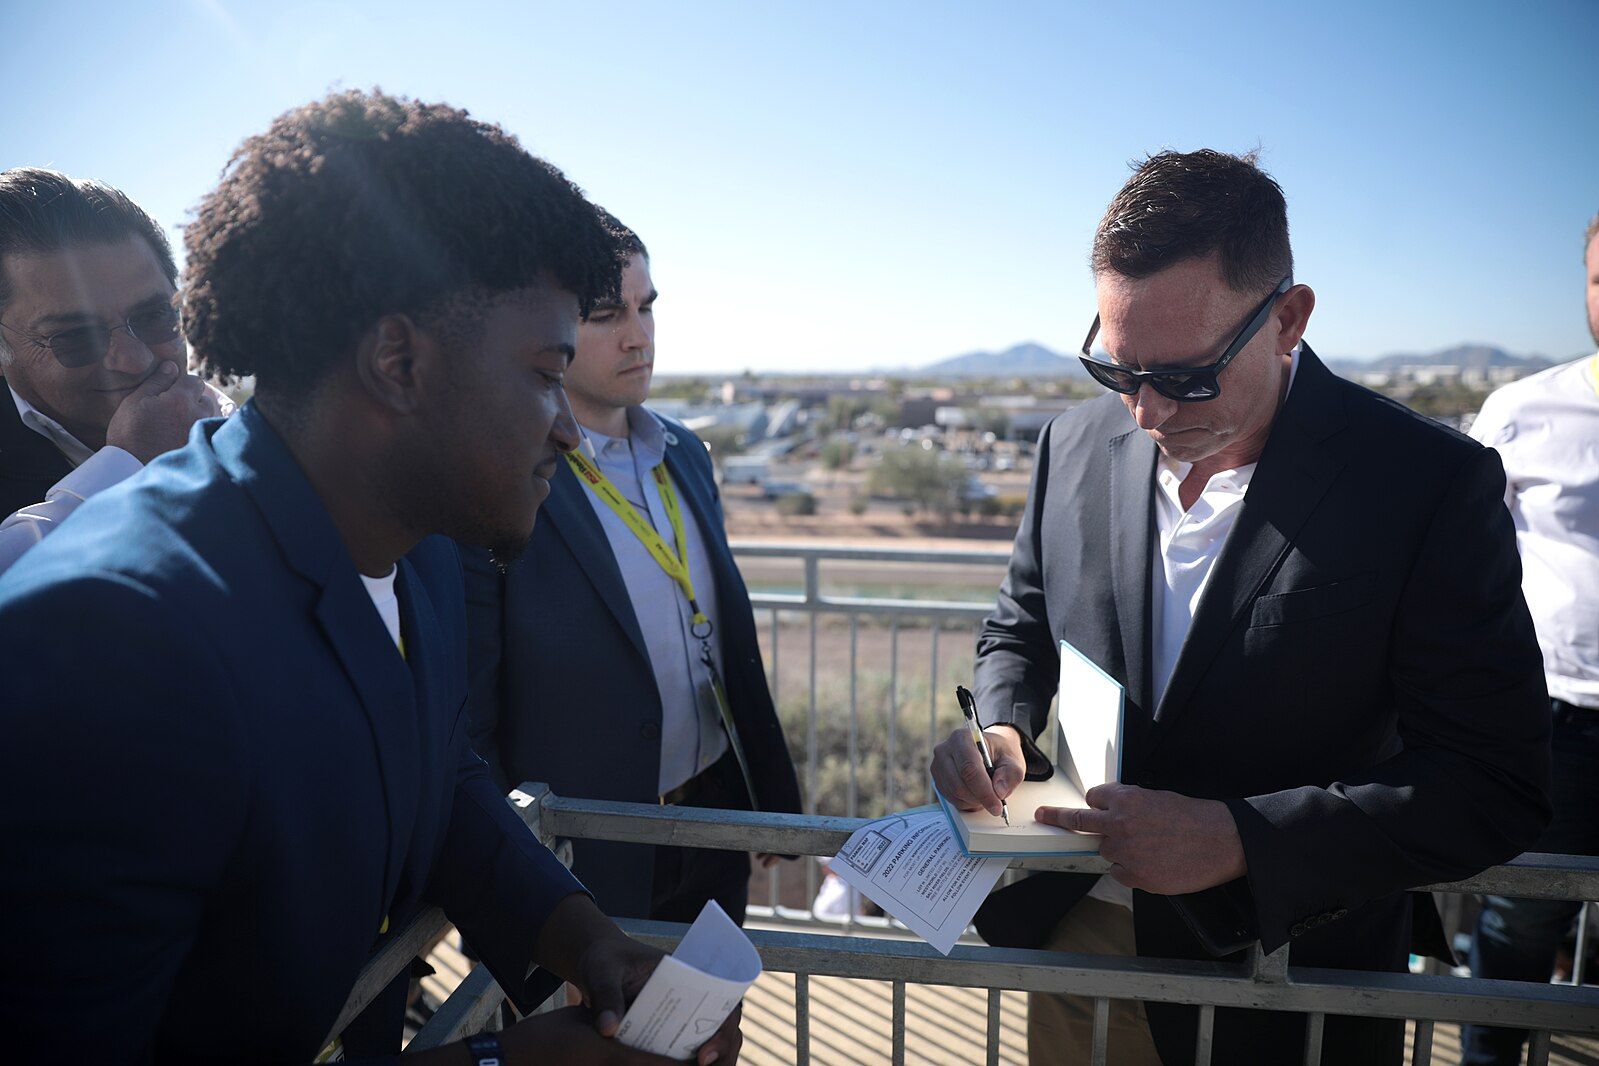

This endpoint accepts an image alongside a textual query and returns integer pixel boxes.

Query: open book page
[615,901,761,1059]
[938,774,1102,854]
[938,639,1124,856]
[1056,638,1124,795]
[829,808,1009,955]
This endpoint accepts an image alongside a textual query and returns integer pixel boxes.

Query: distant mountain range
[909,341,1555,379]
[918,341,1085,377]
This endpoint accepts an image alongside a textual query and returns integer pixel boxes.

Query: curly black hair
[182,89,624,395]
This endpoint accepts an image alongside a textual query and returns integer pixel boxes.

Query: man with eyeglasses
[932,149,1550,1065]
[0,168,230,574]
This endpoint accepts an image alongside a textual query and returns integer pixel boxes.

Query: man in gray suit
[932,149,1550,1065]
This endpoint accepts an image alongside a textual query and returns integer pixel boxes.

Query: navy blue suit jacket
[0,403,584,1063]
[464,414,801,918]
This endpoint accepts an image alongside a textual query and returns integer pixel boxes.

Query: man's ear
[354,313,429,415]
[1274,284,1316,354]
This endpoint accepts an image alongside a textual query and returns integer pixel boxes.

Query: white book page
[1056,639,1124,795]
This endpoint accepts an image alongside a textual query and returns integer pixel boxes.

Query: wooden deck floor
[419,928,1598,1064]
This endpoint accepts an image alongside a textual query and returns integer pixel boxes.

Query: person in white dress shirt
[0,169,229,574]
[1461,214,1599,1066]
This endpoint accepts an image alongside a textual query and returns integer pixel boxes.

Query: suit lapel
[1147,347,1350,750]
[1108,426,1158,721]
[541,457,651,665]
[313,573,420,914]
[215,404,423,917]
[660,429,733,610]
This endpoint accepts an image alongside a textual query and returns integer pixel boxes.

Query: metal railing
[327,543,1599,1061]
[363,789,1599,1064]
[729,541,1009,923]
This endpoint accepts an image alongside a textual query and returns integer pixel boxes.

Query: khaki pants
[1028,896,1163,1066]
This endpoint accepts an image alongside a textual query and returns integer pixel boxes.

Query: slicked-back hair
[182,89,625,396]
[1092,149,1293,296]
[0,167,177,322]
[598,209,648,262]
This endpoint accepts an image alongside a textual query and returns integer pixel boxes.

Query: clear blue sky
[5,0,1595,374]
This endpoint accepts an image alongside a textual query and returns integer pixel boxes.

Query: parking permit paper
[829,808,1009,954]
[615,900,762,1059]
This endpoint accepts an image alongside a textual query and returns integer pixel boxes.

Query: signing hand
[930,723,1026,818]
[1036,783,1247,895]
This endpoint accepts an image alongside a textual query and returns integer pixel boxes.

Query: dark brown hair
[1092,149,1293,295]
[182,89,624,397]
[0,168,176,319]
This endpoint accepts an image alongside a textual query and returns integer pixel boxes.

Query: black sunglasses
[0,305,183,369]
[1079,275,1293,402]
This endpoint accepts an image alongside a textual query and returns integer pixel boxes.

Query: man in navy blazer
[0,92,737,1065]
[466,219,801,924]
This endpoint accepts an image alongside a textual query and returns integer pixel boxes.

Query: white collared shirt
[0,386,143,575]
[1088,348,1300,910]
[1469,354,1599,710]
[581,407,729,794]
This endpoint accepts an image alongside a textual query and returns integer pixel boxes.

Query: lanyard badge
[566,450,762,810]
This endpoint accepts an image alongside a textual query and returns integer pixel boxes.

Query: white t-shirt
[360,567,402,651]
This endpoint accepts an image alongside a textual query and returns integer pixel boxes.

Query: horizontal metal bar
[533,792,1599,899]
[408,965,506,1050]
[747,592,993,620]
[731,542,1010,565]
[326,906,449,1047]
[616,920,1599,1033]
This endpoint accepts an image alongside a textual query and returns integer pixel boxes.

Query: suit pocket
[1249,572,1376,628]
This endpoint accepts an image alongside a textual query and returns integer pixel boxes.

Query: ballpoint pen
[956,684,1009,826]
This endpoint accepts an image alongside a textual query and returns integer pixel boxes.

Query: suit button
[1290,922,1307,937]
[641,723,660,741]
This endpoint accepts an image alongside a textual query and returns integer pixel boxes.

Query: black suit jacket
[972,347,1550,1065]
[464,412,802,918]
[0,382,73,518]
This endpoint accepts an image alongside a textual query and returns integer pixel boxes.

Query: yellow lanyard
[565,451,712,636]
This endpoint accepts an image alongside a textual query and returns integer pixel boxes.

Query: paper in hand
[615,900,761,1059]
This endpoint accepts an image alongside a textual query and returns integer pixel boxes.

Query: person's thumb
[990,755,1024,798]
[588,972,627,1037]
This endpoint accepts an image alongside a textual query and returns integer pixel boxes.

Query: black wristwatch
[465,1033,504,1066]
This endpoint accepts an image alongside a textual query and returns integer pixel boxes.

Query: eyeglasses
[0,305,183,369]
[1078,275,1293,402]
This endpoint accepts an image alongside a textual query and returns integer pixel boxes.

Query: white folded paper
[615,900,762,1059]
[828,808,1009,954]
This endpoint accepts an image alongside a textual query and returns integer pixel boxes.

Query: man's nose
[620,310,650,352]
[1131,383,1177,431]
[101,327,157,377]
[550,388,581,454]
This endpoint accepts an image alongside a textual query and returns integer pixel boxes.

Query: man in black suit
[465,216,801,925]
[932,149,1551,1065]
[0,168,227,574]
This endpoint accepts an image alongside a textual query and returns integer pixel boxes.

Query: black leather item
[970,346,1551,1065]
